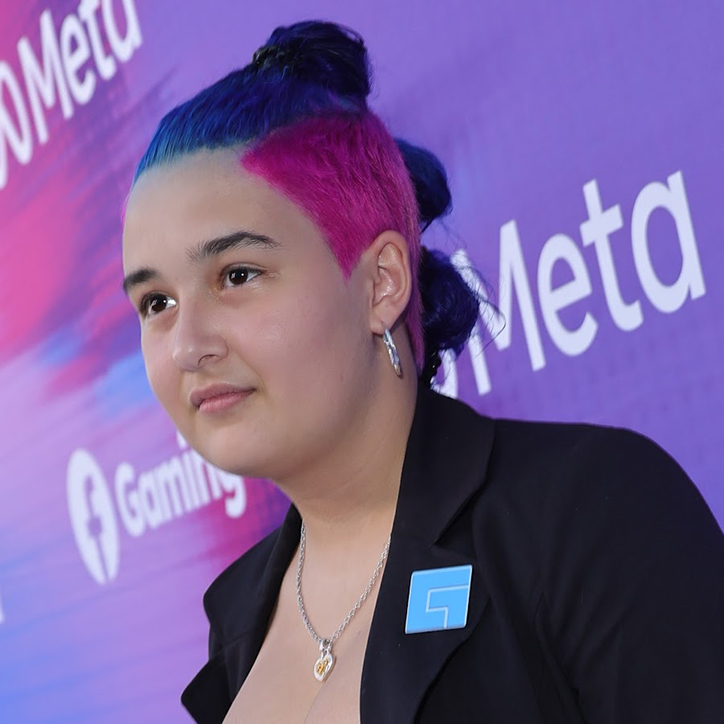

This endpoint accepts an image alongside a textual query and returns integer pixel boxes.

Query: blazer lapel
[361,384,495,724]
[181,505,302,724]
[180,648,233,724]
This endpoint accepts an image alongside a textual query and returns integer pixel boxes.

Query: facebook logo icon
[67,449,120,585]
[405,565,473,634]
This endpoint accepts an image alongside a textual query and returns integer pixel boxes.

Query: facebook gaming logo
[405,564,473,634]
[66,450,120,585]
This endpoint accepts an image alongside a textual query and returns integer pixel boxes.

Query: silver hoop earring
[383,328,402,377]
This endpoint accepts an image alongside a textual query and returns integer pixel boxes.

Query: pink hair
[241,112,424,369]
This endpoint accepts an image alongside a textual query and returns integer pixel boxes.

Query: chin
[192,431,274,479]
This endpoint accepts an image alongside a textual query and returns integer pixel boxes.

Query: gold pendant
[314,648,334,682]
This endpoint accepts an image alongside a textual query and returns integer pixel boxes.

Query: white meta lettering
[496,220,546,371]
[102,0,143,63]
[580,179,643,331]
[435,170,705,399]
[537,233,598,357]
[78,0,117,80]
[631,171,706,313]
[17,9,74,145]
[60,13,96,104]
[0,62,33,189]
[0,0,142,192]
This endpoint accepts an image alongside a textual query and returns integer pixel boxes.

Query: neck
[273,373,418,562]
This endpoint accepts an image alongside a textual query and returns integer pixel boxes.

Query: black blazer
[181,383,724,723]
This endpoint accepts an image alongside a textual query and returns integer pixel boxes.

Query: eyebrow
[122,267,158,296]
[122,230,281,295]
[186,230,281,263]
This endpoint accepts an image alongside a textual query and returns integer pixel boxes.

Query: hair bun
[419,246,483,385]
[395,139,452,230]
[251,44,299,72]
[256,21,371,105]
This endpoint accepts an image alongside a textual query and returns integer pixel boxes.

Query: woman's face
[122,149,376,479]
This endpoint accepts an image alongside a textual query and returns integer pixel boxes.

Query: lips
[189,383,254,410]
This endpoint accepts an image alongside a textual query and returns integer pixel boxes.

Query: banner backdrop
[1,2,722,721]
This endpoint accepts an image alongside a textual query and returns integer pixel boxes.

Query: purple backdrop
[1,1,722,721]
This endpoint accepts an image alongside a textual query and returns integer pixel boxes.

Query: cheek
[141,333,177,405]
[262,281,365,396]
[280,283,354,354]
[229,279,353,393]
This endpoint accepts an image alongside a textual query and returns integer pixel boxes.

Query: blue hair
[133,21,369,182]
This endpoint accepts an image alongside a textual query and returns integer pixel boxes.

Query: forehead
[122,149,331,268]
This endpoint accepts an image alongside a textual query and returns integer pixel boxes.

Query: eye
[223,266,262,287]
[139,293,177,318]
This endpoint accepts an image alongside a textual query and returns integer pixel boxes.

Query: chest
[222,574,380,723]
[223,628,369,723]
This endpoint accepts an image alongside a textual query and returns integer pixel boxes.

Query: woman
[121,20,724,724]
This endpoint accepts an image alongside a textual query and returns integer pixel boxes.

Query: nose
[171,299,228,371]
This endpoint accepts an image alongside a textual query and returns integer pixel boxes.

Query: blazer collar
[360,382,495,723]
[392,380,495,546]
[182,382,496,723]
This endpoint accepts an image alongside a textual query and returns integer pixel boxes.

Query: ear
[359,230,413,335]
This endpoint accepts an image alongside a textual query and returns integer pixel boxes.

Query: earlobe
[366,230,412,335]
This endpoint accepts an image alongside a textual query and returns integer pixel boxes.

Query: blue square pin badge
[405,564,473,634]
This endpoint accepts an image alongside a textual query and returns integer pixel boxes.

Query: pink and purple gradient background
[1,2,723,722]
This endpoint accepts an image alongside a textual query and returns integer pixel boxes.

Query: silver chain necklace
[296,521,391,682]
